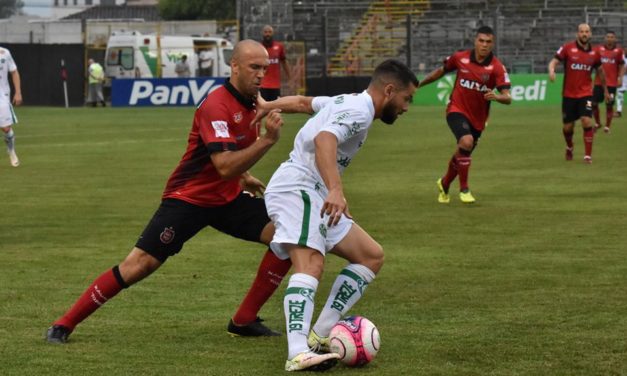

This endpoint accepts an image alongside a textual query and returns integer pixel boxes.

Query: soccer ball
[329,315,380,366]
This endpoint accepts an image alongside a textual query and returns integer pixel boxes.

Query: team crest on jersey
[211,120,230,138]
[481,73,490,82]
[233,111,243,123]
[160,227,175,244]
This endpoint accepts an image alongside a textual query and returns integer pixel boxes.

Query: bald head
[262,25,274,45]
[231,39,268,64]
[576,23,592,45]
[230,39,269,98]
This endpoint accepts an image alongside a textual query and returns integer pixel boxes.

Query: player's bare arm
[548,58,560,82]
[596,67,611,102]
[314,131,352,227]
[484,88,512,105]
[281,59,291,81]
[10,70,22,106]
[418,67,445,88]
[252,95,314,127]
[212,109,283,180]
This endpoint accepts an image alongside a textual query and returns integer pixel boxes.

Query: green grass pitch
[1,104,626,375]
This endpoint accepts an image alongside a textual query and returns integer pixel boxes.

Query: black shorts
[447,112,482,147]
[562,97,593,123]
[260,88,281,101]
[135,193,270,263]
[592,85,617,105]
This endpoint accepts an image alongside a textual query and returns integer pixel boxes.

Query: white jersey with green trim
[0,48,17,104]
[266,91,376,196]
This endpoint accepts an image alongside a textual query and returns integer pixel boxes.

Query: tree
[0,0,24,18]
[159,0,235,20]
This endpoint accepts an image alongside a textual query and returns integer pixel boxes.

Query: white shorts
[0,101,17,128]
[265,189,354,260]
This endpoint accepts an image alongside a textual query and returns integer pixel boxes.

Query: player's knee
[365,243,384,274]
[458,137,474,151]
[119,248,161,284]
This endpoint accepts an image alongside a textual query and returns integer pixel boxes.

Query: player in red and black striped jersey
[549,23,608,164]
[46,40,295,344]
[592,31,625,133]
[260,25,291,101]
[419,26,511,204]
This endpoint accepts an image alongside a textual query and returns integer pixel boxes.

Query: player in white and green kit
[258,60,418,372]
[0,46,22,167]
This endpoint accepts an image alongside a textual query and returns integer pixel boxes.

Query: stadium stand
[239,0,626,76]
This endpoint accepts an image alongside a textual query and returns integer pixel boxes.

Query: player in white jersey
[617,54,627,117]
[257,60,418,372]
[0,47,22,167]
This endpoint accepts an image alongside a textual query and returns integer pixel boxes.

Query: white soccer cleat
[8,150,19,167]
[307,330,331,353]
[285,351,339,372]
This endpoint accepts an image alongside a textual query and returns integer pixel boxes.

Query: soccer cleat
[285,351,339,372]
[593,123,601,132]
[604,126,610,133]
[565,147,573,161]
[436,178,450,204]
[584,155,592,164]
[617,111,622,118]
[459,189,476,204]
[227,317,281,337]
[8,150,19,167]
[307,330,330,353]
[46,325,71,344]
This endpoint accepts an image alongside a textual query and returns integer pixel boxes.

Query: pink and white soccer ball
[329,315,380,366]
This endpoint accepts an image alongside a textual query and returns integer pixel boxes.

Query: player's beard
[380,102,399,125]
[578,36,589,46]
[262,36,273,46]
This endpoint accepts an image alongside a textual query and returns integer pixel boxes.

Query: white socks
[284,273,318,359]
[4,129,14,151]
[312,264,376,337]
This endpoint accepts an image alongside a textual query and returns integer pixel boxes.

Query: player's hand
[549,71,556,82]
[240,174,266,197]
[483,91,497,101]
[321,188,352,227]
[12,93,22,106]
[263,109,283,144]
[618,78,623,88]
[250,94,270,129]
[604,91,611,104]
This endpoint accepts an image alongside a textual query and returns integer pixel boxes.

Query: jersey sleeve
[555,44,567,61]
[6,51,16,72]
[197,103,238,153]
[593,51,602,69]
[320,105,370,144]
[311,96,332,112]
[279,43,286,61]
[495,62,511,91]
[443,53,458,73]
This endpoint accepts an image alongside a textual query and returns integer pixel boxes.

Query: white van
[105,30,233,79]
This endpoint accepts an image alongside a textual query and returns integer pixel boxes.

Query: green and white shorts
[265,189,354,260]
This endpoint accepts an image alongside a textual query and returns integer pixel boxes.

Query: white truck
[104,30,233,79]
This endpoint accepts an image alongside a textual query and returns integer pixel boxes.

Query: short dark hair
[476,26,494,36]
[607,30,616,35]
[371,59,419,88]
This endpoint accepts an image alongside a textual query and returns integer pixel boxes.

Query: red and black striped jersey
[443,49,510,131]
[555,41,602,98]
[593,44,624,87]
[162,80,259,207]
